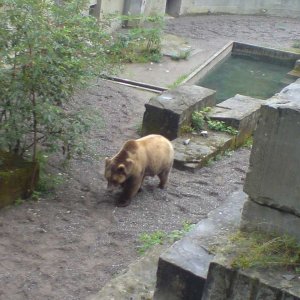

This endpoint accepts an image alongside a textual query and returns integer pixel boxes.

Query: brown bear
[104,134,174,207]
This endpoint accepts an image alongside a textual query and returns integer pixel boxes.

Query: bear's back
[135,135,174,173]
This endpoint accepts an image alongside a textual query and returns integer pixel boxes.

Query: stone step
[203,251,300,300]
[172,131,235,172]
[154,190,246,300]
[208,94,265,146]
[142,85,216,140]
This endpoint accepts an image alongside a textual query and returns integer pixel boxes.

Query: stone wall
[95,0,166,30]
[96,0,300,29]
[142,85,216,140]
[202,256,300,300]
[240,79,300,241]
[179,0,300,18]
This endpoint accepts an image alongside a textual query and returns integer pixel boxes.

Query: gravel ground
[0,14,299,300]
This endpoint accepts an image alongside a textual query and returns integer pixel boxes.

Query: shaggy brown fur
[104,134,174,207]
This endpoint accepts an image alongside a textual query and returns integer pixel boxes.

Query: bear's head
[104,157,134,190]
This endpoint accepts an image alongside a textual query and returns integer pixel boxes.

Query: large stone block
[243,83,300,216]
[142,85,216,140]
[0,151,39,208]
[209,94,265,146]
[154,190,246,300]
[172,131,235,171]
[240,199,300,241]
[203,258,300,300]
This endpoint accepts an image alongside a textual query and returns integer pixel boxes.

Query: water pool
[196,54,293,103]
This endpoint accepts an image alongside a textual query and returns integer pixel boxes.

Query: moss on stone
[0,151,39,208]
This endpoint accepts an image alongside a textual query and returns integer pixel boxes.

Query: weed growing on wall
[224,231,300,272]
[191,107,238,135]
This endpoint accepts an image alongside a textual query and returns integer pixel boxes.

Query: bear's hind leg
[158,170,170,189]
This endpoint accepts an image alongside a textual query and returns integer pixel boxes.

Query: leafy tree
[0,0,112,161]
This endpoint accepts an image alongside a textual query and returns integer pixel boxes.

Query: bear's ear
[117,164,126,174]
[125,159,134,173]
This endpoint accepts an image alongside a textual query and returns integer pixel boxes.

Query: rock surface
[209,94,265,146]
[142,85,216,140]
[240,199,300,240]
[172,132,235,171]
[242,79,300,240]
[244,81,300,217]
[203,255,300,300]
[154,190,246,300]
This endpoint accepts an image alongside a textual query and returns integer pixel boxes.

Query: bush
[0,0,113,161]
[107,15,164,63]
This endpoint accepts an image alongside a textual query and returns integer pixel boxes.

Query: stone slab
[209,94,265,146]
[154,190,246,300]
[244,81,300,216]
[172,131,235,171]
[273,78,300,103]
[240,199,300,241]
[161,33,192,59]
[0,151,39,208]
[203,255,300,300]
[142,85,216,140]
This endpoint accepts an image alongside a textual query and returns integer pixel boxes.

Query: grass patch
[222,231,300,272]
[137,221,195,255]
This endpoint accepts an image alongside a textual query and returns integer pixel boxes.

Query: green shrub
[191,110,206,131]
[108,15,164,63]
[0,0,112,162]
[207,120,238,135]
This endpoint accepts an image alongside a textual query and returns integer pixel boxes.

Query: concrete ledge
[209,94,265,146]
[203,257,300,300]
[240,199,300,241]
[142,85,216,140]
[172,132,235,172]
[154,190,246,300]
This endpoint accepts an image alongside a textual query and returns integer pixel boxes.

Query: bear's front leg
[117,176,142,207]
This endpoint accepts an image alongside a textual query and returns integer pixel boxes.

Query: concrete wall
[97,0,166,30]
[94,0,300,31]
[240,79,300,241]
[97,0,300,29]
[97,0,125,31]
[144,0,167,16]
[179,0,300,18]
[98,0,166,19]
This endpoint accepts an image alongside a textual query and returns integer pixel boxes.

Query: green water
[196,55,292,103]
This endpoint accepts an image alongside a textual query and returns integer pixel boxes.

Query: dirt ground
[0,15,299,300]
